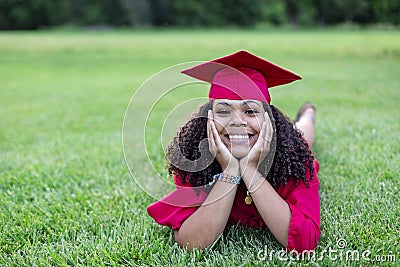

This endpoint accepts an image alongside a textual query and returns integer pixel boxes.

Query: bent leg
[295,107,316,150]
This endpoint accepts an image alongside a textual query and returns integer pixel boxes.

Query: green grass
[1,29,399,266]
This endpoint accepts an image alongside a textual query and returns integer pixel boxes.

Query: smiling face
[212,99,266,159]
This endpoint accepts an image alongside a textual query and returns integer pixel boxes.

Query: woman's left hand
[240,111,273,172]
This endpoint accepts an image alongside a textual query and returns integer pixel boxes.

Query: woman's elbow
[174,230,214,250]
[174,230,197,250]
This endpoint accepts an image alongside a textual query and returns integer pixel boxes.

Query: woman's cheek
[256,115,266,131]
[213,117,227,133]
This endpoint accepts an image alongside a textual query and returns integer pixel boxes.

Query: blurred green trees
[0,0,398,29]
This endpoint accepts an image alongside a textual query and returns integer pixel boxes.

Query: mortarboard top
[181,50,302,104]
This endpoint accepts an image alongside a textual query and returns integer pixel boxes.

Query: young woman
[147,50,320,253]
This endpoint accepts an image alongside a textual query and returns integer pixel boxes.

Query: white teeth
[229,135,249,139]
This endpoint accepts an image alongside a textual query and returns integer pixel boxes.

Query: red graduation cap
[181,50,302,104]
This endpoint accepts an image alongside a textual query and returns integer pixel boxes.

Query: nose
[229,112,247,127]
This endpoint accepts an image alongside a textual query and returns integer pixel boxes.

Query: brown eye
[245,109,259,115]
[216,109,230,115]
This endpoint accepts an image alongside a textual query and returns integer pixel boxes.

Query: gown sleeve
[146,175,207,230]
[282,158,321,252]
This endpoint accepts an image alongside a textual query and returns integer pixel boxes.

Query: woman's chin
[231,149,250,159]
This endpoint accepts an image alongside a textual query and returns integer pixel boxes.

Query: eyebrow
[215,102,232,107]
[215,100,261,108]
[241,100,261,106]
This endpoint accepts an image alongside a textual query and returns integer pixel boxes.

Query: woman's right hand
[207,110,239,173]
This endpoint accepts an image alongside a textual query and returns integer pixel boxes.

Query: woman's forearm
[174,181,238,250]
[241,166,291,247]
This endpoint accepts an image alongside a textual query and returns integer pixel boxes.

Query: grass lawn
[0,29,399,266]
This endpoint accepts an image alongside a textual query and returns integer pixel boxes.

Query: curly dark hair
[166,100,314,189]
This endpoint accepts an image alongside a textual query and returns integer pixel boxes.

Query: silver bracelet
[209,173,242,186]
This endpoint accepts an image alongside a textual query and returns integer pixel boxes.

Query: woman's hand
[239,111,273,173]
[207,110,239,173]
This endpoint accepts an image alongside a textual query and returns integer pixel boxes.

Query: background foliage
[0,0,399,30]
